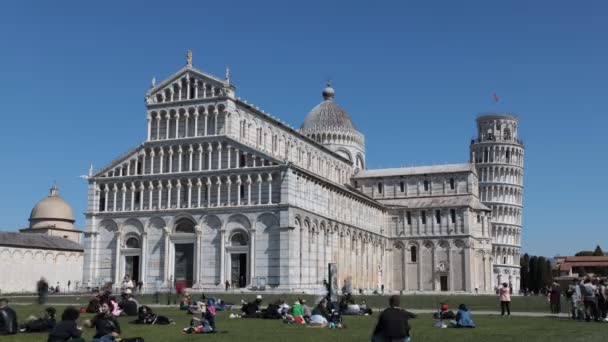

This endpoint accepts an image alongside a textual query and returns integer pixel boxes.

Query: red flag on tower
[493,92,499,103]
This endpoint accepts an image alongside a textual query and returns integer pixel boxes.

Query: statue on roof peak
[186,50,193,67]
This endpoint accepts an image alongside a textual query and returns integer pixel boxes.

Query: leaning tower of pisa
[470,114,524,291]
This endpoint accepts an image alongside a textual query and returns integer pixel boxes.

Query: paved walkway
[10,302,569,317]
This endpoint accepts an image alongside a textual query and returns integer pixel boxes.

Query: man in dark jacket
[90,302,121,339]
[371,295,417,342]
[119,294,139,316]
[47,307,84,342]
[0,298,18,335]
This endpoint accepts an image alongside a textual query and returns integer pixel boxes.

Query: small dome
[29,184,75,228]
[301,82,356,133]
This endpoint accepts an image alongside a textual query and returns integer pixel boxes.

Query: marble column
[165,114,171,140]
[163,227,171,285]
[194,226,202,287]
[249,229,256,286]
[121,184,126,211]
[188,145,194,171]
[194,112,199,137]
[178,147,183,172]
[140,232,148,291]
[146,115,151,141]
[114,231,122,286]
[157,182,163,209]
[184,113,190,137]
[267,174,273,204]
[219,230,226,284]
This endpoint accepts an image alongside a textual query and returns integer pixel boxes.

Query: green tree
[593,245,604,256]
[520,253,530,291]
[528,256,538,293]
[537,257,548,290]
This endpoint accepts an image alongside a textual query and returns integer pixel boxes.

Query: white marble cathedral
[83,52,524,293]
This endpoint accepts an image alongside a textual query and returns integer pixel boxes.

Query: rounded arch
[169,212,197,228]
[147,216,166,231]
[226,213,252,231]
[255,213,279,232]
[335,148,353,162]
[125,236,141,248]
[201,214,222,231]
[99,219,119,233]
[121,218,144,236]
[173,216,197,234]
[228,229,249,246]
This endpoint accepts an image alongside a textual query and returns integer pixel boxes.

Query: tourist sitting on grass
[108,297,122,317]
[284,300,305,324]
[132,305,174,325]
[0,298,18,335]
[241,295,263,318]
[261,300,283,319]
[87,302,122,341]
[278,300,290,316]
[371,295,417,342]
[359,300,372,315]
[452,304,475,328]
[182,302,217,334]
[19,307,56,332]
[433,303,455,320]
[47,306,85,342]
[119,294,139,317]
[308,299,330,328]
[179,293,193,310]
[300,298,312,322]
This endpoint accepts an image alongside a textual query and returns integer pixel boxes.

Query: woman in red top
[499,282,511,316]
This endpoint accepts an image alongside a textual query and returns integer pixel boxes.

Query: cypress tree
[537,257,547,290]
[528,256,538,293]
[520,253,530,290]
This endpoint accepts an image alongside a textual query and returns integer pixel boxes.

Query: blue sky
[0,0,606,257]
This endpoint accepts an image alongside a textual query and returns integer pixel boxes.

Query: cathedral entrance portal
[440,275,449,291]
[230,253,247,288]
[124,255,140,283]
[174,243,194,288]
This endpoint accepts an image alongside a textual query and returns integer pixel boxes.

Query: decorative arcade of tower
[470,114,524,290]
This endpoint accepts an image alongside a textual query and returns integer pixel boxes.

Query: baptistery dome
[29,184,75,230]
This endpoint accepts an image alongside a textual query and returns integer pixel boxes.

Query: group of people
[0,297,85,341]
[566,277,608,322]
[231,295,344,328]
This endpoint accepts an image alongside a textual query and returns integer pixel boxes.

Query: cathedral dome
[29,184,75,229]
[300,83,357,133]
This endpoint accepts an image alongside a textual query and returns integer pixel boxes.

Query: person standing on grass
[499,282,511,317]
[121,275,134,295]
[371,295,417,342]
[549,282,561,314]
[38,277,49,304]
[581,277,598,322]
[596,279,607,321]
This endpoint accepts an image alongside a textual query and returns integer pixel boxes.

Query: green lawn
[3,305,607,342]
[5,292,564,313]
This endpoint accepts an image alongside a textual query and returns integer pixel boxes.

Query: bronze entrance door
[174,243,194,288]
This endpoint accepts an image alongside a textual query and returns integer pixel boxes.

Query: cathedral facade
[82,54,524,293]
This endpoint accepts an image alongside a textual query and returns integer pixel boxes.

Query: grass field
[5,292,566,313]
[3,304,607,342]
